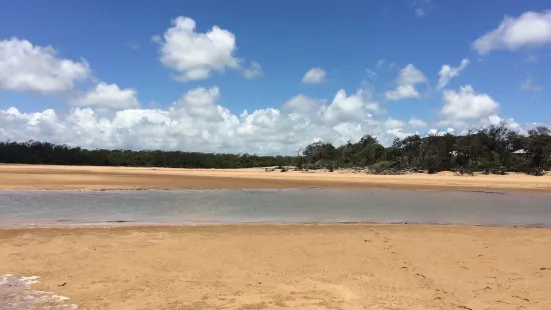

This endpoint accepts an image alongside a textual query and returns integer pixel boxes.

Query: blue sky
[0,0,550,154]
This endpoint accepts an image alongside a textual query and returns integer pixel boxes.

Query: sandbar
[1,164,550,192]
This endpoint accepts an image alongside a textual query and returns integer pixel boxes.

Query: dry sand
[1,225,551,310]
[2,165,551,309]
[1,164,551,192]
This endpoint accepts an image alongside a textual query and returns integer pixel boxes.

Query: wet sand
[1,164,550,192]
[2,165,551,309]
[1,224,551,309]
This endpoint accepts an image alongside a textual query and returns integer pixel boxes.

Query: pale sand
[1,164,550,192]
[1,225,550,309]
[2,165,550,309]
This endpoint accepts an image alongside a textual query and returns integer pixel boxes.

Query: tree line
[299,124,551,175]
[0,123,550,175]
[0,141,293,169]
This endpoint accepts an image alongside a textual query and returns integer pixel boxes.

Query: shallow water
[1,188,551,227]
[0,274,76,310]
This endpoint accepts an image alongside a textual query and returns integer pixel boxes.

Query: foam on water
[0,274,77,310]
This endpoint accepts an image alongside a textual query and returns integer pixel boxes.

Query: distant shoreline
[2,221,550,231]
[0,164,550,193]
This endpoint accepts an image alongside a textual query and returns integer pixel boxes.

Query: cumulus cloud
[485,115,521,130]
[0,87,420,154]
[408,117,428,128]
[474,11,551,55]
[321,89,380,124]
[72,83,140,109]
[397,64,427,85]
[437,58,469,89]
[154,16,242,81]
[384,118,406,130]
[0,38,90,93]
[439,85,500,127]
[283,94,325,115]
[386,128,417,140]
[1,84,537,154]
[2,33,539,155]
[385,85,420,101]
[301,68,326,84]
[243,62,263,79]
[385,64,427,100]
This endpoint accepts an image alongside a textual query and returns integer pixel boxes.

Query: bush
[370,161,398,170]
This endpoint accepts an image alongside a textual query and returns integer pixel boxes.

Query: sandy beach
[1,225,550,309]
[2,164,551,309]
[1,164,550,192]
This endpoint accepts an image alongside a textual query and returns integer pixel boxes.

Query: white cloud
[243,62,263,79]
[439,85,500,127]
[2,29,545,156]
[384,117,406,129]
[432,115,523,136]
[408,117,428,128]
[0,86,413,154]
[397,64,427,85]
[474,11,551,55]
[0,38,90,93]
[321,89,380,123]
[301,67,326,84]
[485,115,521,130]
[72,83,139,109]
[155,16,241,81]
[283,94,325,116]
[427,128,439,136]
[387,128,416,140]
[520,76,542,92]
[437,58,469,89]
[385,64,427,100]
[385,85,420,100]
[414,8,425,17]
[1,84,538,154]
